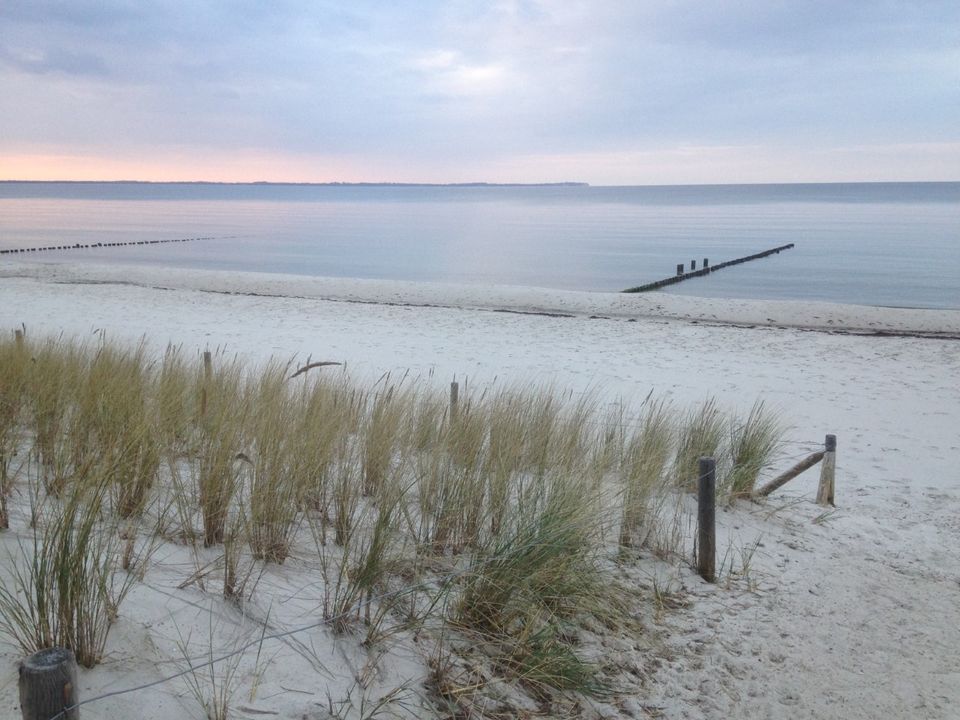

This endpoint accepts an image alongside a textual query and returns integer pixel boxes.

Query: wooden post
[450,381,459,422]
[816,434,836,506]
[676,263,684,276]
[703,258,709,268]
[697,456,716,583]
[19,647,79,720]
[200,351,212,418]
[14,329,24,348]
[690,259,696,270]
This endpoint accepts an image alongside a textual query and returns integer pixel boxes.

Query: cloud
[0,0,958,182]
[411,50,510,98]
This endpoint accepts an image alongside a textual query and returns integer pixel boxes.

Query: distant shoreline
[0,179,591,188]
[3,179,960,188]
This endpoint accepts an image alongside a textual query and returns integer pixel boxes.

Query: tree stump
[19,648,79,720]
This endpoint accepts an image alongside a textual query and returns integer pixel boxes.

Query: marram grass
[0,331,788,703]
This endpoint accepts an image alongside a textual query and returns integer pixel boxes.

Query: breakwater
[622,243,795,293]
[0,236,221,255]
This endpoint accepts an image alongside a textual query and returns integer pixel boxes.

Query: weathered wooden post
[676,263,684,276]
[816,434,836,506]
[690,259,696,270]
[14,328,24,348]
[19,648,79,720]
[450,381,459,421]
[697,456,716,583]
[703,258,709,268]
[200,350,212,417]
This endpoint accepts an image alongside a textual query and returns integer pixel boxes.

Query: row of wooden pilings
[0,236,218,255]
[622,243,796,293]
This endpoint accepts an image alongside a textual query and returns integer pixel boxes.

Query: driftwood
[288,361,343,380]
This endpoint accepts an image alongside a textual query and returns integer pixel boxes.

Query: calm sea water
[1,182,958,309]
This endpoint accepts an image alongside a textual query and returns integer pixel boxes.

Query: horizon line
[2,179,959,188]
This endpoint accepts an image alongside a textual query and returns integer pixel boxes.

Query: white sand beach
[1,260,959,719]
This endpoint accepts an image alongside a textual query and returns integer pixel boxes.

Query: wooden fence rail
[752,434,837,506]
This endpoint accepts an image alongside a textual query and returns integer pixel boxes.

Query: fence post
[19,647,79,720]
[201,351,212,417]
[450,381,459,422]
[816,434,836,506]
[697,456,716,583]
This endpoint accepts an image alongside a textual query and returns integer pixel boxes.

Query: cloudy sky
[2,1,958,184]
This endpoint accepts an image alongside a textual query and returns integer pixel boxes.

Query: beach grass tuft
[724,400,786,500]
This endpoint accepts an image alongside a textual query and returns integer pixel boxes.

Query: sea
[1,181,958,309]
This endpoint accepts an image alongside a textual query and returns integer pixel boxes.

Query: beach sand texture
[1,262,958,719]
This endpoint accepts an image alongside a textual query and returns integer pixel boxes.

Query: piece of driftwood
[288,361,343,380]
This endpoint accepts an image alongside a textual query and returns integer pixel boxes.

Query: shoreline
[4,260,959,338]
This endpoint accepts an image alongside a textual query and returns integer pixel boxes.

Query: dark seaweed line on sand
[38,277,957,341]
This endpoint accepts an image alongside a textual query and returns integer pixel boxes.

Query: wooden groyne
[622,243,795,293]
[0,236,224,256]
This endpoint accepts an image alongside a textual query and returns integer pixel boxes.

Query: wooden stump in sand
[19,647,79,720]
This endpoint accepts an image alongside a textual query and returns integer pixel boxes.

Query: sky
[1,1,958,185]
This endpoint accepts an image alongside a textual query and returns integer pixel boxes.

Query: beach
[1,259,959,719]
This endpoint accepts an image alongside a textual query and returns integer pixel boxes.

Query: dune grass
[673,398,726,492]
[452,482,612,697]
[724,401,786,500]
[620,399,673,549]
[29,338,85,496]
[0,477,140,667]
[192,354,248,547]
[0,336,29,527]
[0,331,789,703]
